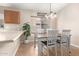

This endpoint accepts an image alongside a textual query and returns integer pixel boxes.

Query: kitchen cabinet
[4,10,20,24]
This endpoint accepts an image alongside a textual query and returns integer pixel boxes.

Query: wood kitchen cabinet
[4,10,20,24]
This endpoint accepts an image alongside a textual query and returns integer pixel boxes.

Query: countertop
[0,30,24,42]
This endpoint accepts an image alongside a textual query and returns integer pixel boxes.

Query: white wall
[20,10,37,32]
[20,10,37,24]
[58,3,79,46]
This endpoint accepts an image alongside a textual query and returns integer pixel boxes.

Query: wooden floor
[16,42,79,56]
[16,42,38,56]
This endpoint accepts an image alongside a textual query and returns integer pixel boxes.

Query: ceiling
[0,3,68,13]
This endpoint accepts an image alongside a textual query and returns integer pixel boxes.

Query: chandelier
[45,3,56,19]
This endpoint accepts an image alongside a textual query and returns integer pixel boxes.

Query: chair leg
[41,43,44,56]
[60,44,63,56]
[34,36,36,48]
[68,42,71,56]
[69,51,71,56]
[38,40,42,56]
[68,46,71,56]
[47,47,49,56]
[55,45,57,56]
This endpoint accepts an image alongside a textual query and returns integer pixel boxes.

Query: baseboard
[71,44,79,48]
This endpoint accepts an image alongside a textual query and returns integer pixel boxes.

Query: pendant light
[45,3,56,19]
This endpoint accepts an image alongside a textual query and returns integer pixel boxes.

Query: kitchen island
[0,30,24,56]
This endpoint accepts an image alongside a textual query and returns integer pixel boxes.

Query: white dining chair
[44,29,58,56]
[36,29,46,56]
[60,30,71,56]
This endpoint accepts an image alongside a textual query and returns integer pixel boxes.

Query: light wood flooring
[16,42,79,56]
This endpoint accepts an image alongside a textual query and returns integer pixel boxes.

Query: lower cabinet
[0,38,20,56]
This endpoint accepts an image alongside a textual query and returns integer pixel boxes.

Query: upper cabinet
[4,10,20,24]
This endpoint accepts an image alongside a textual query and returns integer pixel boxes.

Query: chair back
[62,30,71,35]
[61,29,71,43]
[47,29,58,46]
[36,29,45,38]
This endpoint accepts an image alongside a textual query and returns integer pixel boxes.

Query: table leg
[34,36,36,48]
[38,39,42,56]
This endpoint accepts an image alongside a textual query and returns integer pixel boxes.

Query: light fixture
[45,3,56,19]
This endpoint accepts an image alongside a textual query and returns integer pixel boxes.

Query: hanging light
[45,3,56,19]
